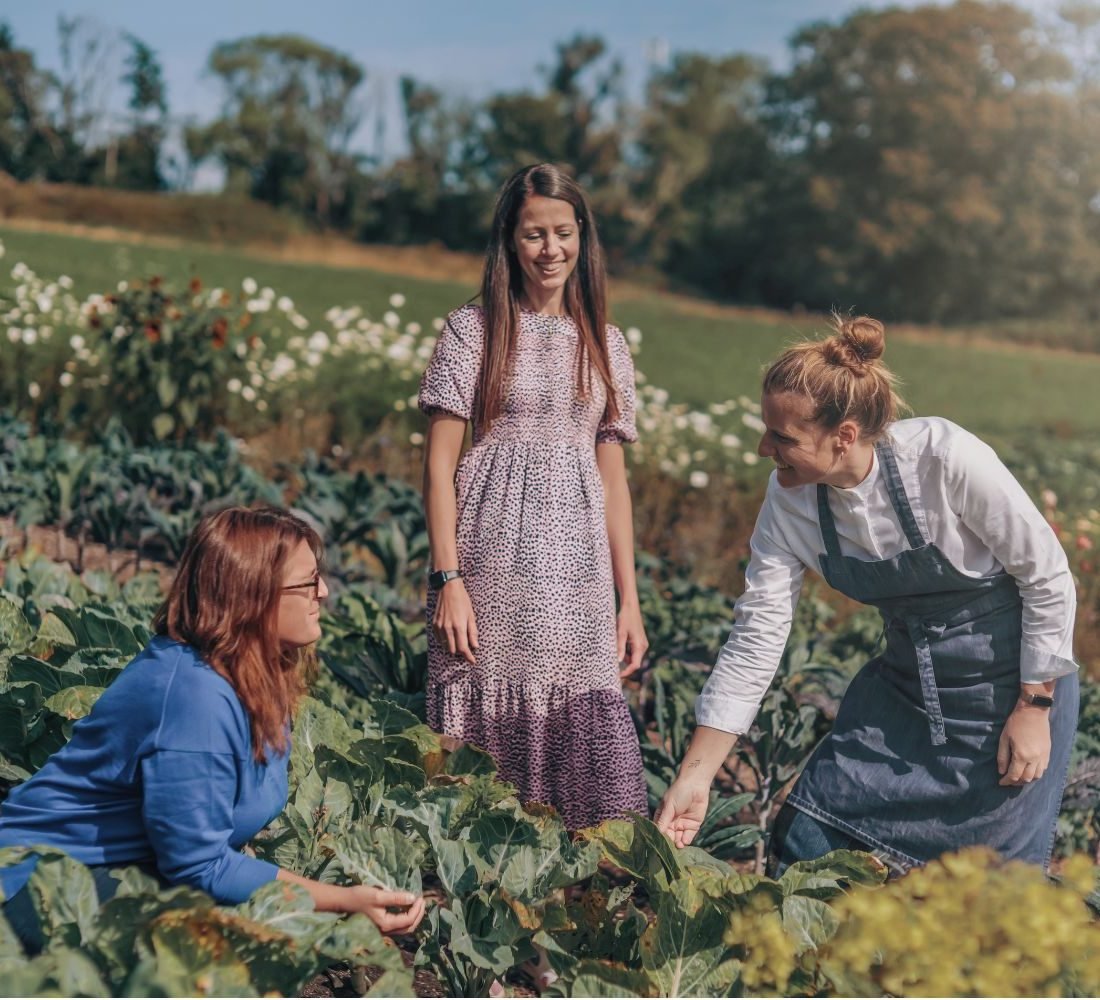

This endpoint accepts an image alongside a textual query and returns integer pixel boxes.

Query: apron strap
[816,484,842,559]
[905,616,948,746]
[875,441,926,550]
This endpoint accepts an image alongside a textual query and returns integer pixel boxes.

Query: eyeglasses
[281,570,323,599]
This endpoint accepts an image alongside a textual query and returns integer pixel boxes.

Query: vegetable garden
[2,239,1100,996]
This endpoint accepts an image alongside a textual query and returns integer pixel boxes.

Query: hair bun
[823,315,885,372]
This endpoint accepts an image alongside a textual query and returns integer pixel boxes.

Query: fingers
[370,894,426,935]
[999,754,1045,786]
[384,896,426,935]
[616,622,627,664]
[996,730,1010,776]
[468,615,479,653]
[370,889,418,908]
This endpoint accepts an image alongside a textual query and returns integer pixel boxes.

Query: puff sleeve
[596,325,638,445]
[418,304,485,422]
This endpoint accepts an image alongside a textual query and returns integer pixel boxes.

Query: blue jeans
[766,802,872,878]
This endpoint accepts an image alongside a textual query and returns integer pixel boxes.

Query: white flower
[260,286,275,301]
[1041,489,1058,509]
[242,277,258,295]
[250,372,263,388]
[35,293,52,313]
[70,334,85,351]
[117,280,128,293]
[389,293,406,308]
[406,321,421,335]
[393,398,407,411]
[58,275,73,289]
[625,326,642,347]
[59,372,74,387]
[241,385,257,402]
[27,381,40,399]
[256,399,268,412]
[305,352,323,367]
[21,328,36,345]
[741,412,765,433]
[277,296,293,312]
[307,331,331,352]
[432,317,445,331]
[743,451,760,465]
[383,310,400,328]
[227,378,243,393]
[409,431,425,446]
[0,240,5,260]
[689,470,710,488]
[235,343,248,359]
[113,325,128,342]
[6,327,18,343]
[720,433,742,449]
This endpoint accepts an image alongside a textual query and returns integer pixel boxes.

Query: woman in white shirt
[655,316,1079,874]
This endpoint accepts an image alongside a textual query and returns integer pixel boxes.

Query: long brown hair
[475,163,619,430]
[153,506,322,762]
[762,314,909,440]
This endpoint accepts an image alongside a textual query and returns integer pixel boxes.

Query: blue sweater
[0,637,286,904]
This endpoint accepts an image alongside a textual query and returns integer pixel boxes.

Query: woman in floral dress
[418,163,647,831]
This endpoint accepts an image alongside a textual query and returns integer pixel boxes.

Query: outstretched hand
[654,779,710,848]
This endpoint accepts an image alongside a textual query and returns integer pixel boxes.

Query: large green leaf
[0,596,33,667]
[24,853,100,950]
[639,877,740,997]
[0,946,109,997]
[7,656,84,698]
[45,685,103,722]
[334,824,426,894]
[780,894,841,954]
[584,817,684,891]
[546,959,658,997]
[777,849,888,899]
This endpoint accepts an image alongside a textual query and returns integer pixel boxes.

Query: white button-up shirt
[696,417,1079,735]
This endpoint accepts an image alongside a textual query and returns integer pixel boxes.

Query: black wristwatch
[429,568,462,590]
[1019,692,1054,709]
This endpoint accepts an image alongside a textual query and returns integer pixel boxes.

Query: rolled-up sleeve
[140,749,278,904]
[696,491,807,733]
[944,431,1079,683]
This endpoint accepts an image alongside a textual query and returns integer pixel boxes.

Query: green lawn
[5,225,1098,440]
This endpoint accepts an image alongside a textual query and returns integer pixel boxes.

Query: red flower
[189,277,202,294]
[144,322,160,343]
[211,317,228,349]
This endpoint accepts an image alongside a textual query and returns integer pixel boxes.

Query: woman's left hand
[617,605,649,679]
[997,702,1052,786]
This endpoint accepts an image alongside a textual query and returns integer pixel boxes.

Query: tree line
[2,1,1100,324]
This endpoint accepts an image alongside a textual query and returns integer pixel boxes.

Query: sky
[5,0,1061,174]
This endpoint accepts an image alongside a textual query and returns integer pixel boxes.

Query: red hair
[153,506,322,762]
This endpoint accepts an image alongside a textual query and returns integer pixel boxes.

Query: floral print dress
[418,304,647,830]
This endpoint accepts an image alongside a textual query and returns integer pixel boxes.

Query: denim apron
[785,441,1078,872]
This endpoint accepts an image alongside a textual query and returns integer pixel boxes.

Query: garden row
[2,553,1100,997]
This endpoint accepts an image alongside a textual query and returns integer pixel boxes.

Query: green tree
[766,0,1100,321]
[99,35,168,190]
[630,52,773,277]
[354,76,486,246]
[0,22,84,182]
[187,34,365,223]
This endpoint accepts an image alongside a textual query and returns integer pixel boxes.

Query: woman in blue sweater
[0,506,425,945]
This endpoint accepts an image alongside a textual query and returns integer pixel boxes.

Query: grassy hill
[3,223,1098,440]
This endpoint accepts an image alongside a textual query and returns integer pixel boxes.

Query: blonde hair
[762,314,908,439]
